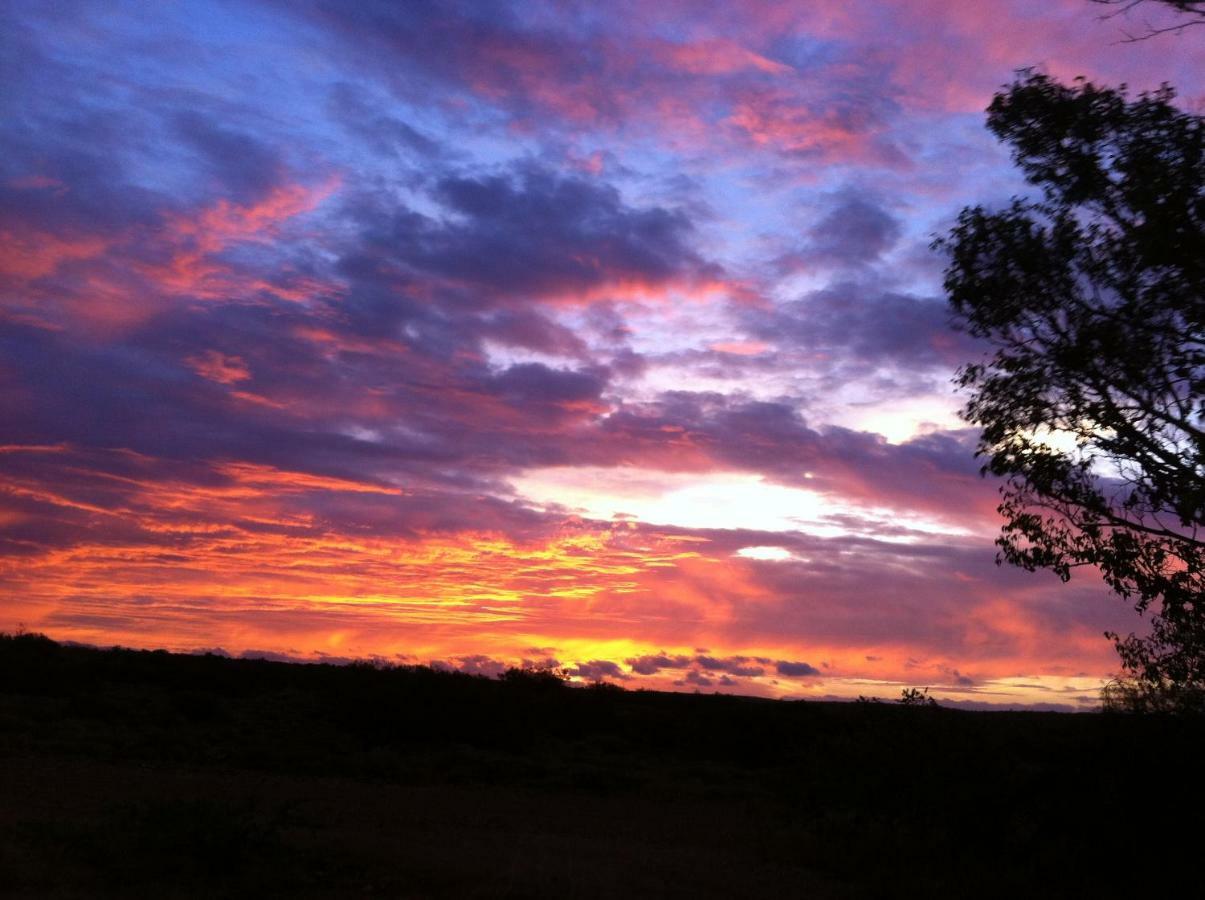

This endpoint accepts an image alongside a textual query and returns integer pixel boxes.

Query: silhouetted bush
[897,687,939,707]
[498,665,569,689]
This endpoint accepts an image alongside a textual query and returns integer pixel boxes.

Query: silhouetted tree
[939,71,1204,712]
[898,687,939,707]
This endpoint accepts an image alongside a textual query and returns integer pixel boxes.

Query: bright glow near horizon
[736,545,794,561]
[513,467,977,541]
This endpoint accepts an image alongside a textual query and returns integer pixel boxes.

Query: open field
[2,633,1202,898]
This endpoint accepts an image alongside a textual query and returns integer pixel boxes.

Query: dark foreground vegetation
[3,633,1203,898]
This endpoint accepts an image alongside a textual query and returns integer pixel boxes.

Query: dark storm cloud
[695,655,766,677]
[488,362,608,419]
[781,191,903,272]
[625,653,693,675]
[625,652,818,681]
[776,661,820,677]
[742,188,979,380]
[569,659,628,680]
[742,279,984,377]
[347,164,716,302]
[172,111,284,201]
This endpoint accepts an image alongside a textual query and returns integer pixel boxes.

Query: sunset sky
[3,0,1202,708]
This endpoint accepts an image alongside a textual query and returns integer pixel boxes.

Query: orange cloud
[144,178,340,300]
[709,340,770,356]
[187,350,252,385]
[0,178,341,336]
[725,85,888,161]
[0,229,109,280]
[658,39,792,76]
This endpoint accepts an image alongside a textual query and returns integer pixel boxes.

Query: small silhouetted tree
[898,687,939,707]
[938,71,1204,712]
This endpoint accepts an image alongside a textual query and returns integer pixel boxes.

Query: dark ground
[2,633,1202,898]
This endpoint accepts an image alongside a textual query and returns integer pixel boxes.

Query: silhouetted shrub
[897,687,939,707]
[498,665,568,689]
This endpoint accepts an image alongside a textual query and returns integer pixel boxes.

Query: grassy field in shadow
[2,632,1202,898]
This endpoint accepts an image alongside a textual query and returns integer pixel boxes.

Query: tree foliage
[939,71,1205,711]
